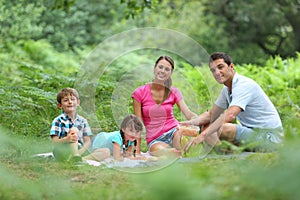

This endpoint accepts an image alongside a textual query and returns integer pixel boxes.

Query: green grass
[0,152,281,200]
[1,126,300,200]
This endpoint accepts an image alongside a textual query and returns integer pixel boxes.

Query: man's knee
[219,123,236,142]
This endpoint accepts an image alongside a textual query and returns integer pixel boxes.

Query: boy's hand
[67,127,78,143]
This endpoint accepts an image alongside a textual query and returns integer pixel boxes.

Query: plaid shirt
[50,112,92,144]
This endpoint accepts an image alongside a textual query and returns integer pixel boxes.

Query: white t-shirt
[215,73,282,129]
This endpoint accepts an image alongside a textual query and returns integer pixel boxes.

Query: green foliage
[126,0,298,64]
[204,0,300,60]
[120,0,159,18]
[1,0,298,64]
[0,0,131,51]
[52,0,76,12]
[22,40,80,72]
[0,40,81,136]
[173,61,211,117]
[0,86,56,136]
[236,53,300,127]
[0,0,45,43]
[121,0,269,64]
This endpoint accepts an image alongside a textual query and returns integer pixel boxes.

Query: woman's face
[153,59,173,82]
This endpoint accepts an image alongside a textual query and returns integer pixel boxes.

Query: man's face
[209,58,234,84]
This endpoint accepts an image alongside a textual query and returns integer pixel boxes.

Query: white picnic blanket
[84,152,162,168]
[32,151,256,171]
[32,152,172,169]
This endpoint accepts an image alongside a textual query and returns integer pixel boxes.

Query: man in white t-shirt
[182,52,283,152]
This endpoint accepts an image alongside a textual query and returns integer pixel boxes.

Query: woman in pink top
[132,55,196,157]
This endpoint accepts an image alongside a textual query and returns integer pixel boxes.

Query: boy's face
[57,94,80,114]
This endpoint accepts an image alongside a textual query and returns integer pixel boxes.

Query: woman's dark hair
[154,55,174,103]
[209,52,232,66]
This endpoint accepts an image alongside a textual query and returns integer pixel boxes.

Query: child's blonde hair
[56,88,79,104]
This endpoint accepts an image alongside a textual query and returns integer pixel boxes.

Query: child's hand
[67,127,78,143]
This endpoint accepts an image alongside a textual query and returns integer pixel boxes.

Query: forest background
[0,0,300,200]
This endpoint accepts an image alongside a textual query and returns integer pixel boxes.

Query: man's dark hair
[209,52,233,66]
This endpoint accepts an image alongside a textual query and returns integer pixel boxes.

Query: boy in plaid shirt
[50,88,93,162]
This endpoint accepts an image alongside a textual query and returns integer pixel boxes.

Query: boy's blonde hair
[56,88,79,104]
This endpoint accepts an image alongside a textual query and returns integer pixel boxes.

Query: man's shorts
[147,127,178,150]
[235,124,284,147]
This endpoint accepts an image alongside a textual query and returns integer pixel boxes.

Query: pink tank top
[132,83,183,144]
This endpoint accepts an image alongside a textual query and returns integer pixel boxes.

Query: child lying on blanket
[83,114,149,162]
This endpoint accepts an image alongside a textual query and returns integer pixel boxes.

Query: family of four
[50,52,284,163]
